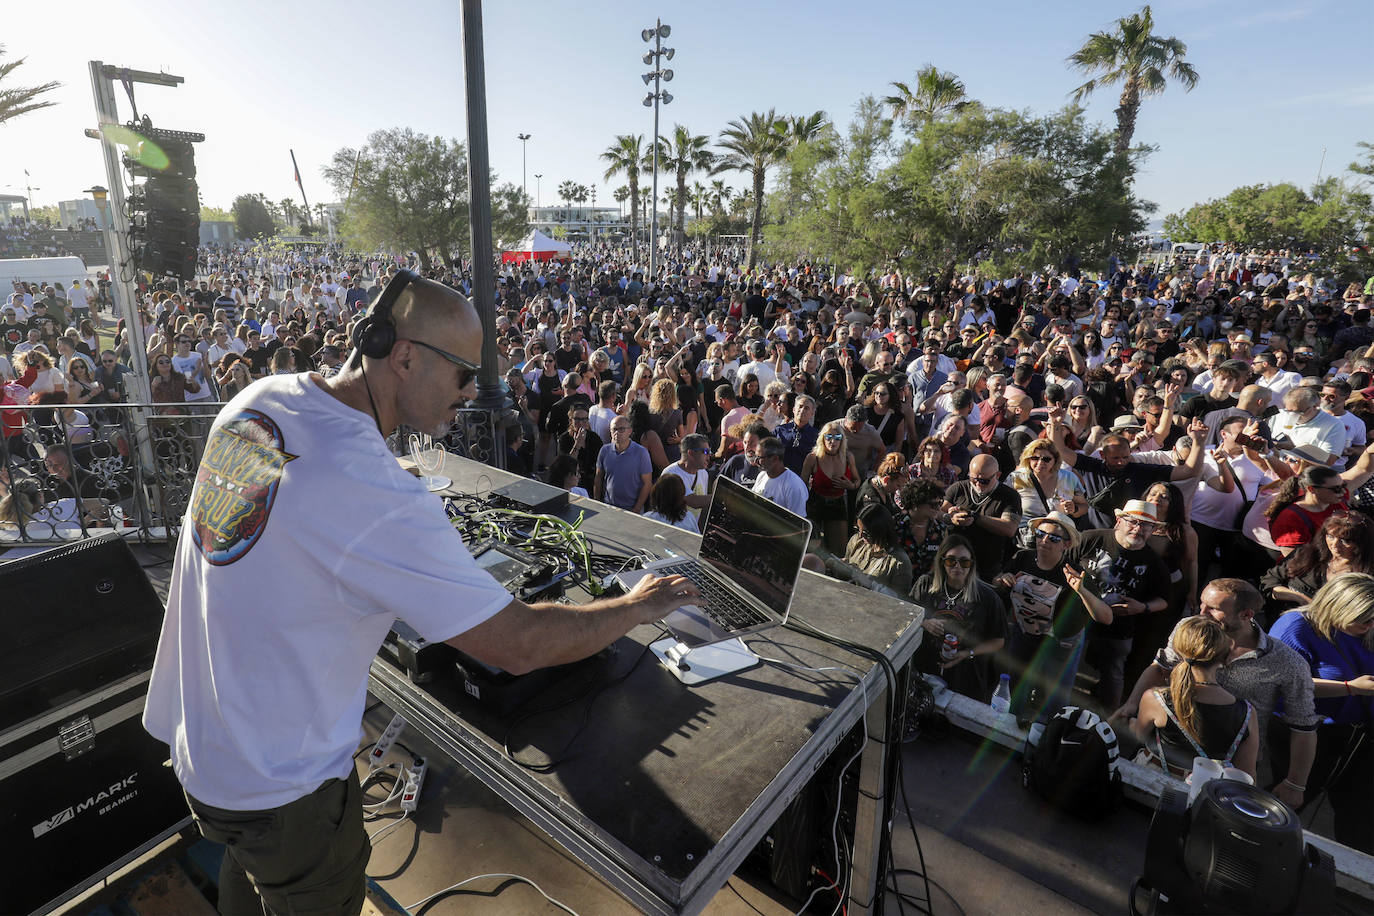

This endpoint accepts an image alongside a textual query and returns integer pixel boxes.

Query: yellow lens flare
[100,124,170,171]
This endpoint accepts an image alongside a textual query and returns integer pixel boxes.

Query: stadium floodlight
[661,92,672,105]
[643,94,654,107]
[642,72,655,85]
[661,69,673,82]
[641,29,653,41]
[658,24,671,38]
[663,48,675,60]
[643,51,654,65]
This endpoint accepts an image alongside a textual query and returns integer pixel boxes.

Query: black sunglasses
[403,338,480,388]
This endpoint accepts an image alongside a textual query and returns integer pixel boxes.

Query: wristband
[1282,778,1306,792]
[1346,680,1353,696]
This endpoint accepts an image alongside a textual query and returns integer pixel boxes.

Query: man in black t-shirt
[557,405,603,493]
[943,454,1021,578]
[1050,419,1208,527]
[743,284,768,323]
[1060,499,1170,709]
[1179,362,1241,424]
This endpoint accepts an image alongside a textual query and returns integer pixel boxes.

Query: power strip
[400,757,426,812]
[369,714,407,771]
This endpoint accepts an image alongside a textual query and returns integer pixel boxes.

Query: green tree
[1068,4,1198,157]
[492,183,531,246]
[200,205,232,222]
[613,185,629,218]
[717,110,792,269]
[323,128,470,270]
[231,194,277,240]
[601,135,646,257]
[1163,179,1373,283]
[557,180,577,206]
[0,45,59,125]
[883,66,969,129]
[654,125,715,250]
[767,101,1145,286]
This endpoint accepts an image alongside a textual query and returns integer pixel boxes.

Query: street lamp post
[589,185,597,240]
[534,173,542,208]
[641,21,674,286]
[517,132,531,197]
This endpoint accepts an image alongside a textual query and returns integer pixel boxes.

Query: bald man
[942,453,1022,577]
[143,271,698,916]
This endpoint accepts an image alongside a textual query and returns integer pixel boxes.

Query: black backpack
[1021,705,1124,820]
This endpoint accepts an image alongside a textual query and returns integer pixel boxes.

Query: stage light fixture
[1132,781,1335,916]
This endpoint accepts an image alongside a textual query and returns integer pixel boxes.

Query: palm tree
[883,65,969,127]
[654,125,715,251]
[601,135,646,258]
[557,180,577,207]
[570,183,590,206]
[613,185,629,219]
[689,181,708,223]
[279,198,298,229]
[708,179,732,217]
[1068,4,1198,157]
[0,45,60,125]
[787,110,830,144]
[717,110,790,269]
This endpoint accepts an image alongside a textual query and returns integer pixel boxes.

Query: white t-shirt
[143,374,512,810]
[662,462,708,527]
[751,467,808,517]
[588,404,617,444]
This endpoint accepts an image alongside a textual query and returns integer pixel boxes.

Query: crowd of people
[2,237,1373,851]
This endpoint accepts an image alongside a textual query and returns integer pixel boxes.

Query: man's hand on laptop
[628,573,702,624]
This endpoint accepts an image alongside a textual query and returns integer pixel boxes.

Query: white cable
[368,811,409,844]
[749,650,868,916]
[406,873,581,915]
[361,763,405,811]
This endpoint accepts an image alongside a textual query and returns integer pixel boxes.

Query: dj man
[143,272,698,916]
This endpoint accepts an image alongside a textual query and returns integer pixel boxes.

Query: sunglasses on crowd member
[1034,530,1066,545]
[941,556,973,569]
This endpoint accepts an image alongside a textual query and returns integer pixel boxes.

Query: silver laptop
[617,475,812,650]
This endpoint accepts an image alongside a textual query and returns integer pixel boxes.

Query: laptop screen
[699,476,812,618]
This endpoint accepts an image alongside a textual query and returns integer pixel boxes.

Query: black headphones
[352,269,420,360]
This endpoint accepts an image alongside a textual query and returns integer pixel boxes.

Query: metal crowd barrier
[0,400,507,547]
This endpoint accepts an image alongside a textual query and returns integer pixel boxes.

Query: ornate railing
[1,401,508,547]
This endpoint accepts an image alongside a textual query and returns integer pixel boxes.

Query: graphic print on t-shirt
[1010,573,1063,636]
[190,409,297,565]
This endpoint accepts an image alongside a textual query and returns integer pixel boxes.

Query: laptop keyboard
[655,560,771,632]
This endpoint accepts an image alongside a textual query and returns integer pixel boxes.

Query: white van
[0,256,90,295]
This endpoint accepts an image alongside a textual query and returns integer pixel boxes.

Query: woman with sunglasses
[911,533,1007,701]
[895,478,949,576]
[1010,440,1087,530]
[1265,466,1349,557]
[64,356,104,406]
[995,511,1085,722]
[803,420,859,555]
[1061,394,1107,455]
[150,352,199,415]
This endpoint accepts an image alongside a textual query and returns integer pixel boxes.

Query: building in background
[57,199,107,229]
[526,206,629,243]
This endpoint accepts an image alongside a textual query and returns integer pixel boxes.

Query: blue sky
[2,0,1370,225]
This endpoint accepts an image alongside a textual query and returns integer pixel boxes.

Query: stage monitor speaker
[0,535,189,915]
[0,534,166,735]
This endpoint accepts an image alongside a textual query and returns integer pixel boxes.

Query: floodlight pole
[460,0,511,462]
[649,21,662,285]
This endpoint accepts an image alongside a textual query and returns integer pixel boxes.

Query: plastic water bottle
[991,673,1012,716]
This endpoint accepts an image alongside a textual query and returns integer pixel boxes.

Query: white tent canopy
[502,229,572,262]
